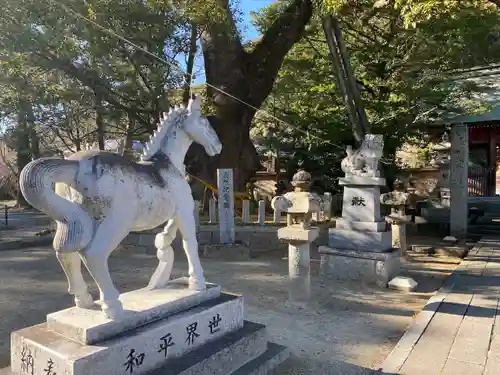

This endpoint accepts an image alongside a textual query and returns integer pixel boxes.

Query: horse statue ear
[188,95,202,113]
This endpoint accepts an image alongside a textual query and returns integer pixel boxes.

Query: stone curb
[377,242,480,374]
[0,236,53,251]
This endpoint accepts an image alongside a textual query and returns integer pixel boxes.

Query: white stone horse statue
[19,96,222,319]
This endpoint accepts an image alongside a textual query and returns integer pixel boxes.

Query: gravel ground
[0,242,459,375]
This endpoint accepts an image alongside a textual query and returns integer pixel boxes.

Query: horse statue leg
[148,219,177,289]
[53,187,93,309]
[81,207,135,319]
[56,251,93,308]
[175,198,205,290]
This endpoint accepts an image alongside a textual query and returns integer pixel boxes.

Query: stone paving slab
[440,358,484,375]
[398,293,472,375]
[380,237,500,375]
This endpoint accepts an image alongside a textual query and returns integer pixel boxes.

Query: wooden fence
[195,192,342,226]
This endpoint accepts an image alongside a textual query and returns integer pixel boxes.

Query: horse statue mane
[142,108,183,161]
[142,96,201,162]
[19,95,222,319]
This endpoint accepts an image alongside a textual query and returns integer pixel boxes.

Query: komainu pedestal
[319,135,401,287]
[4,278,288,375]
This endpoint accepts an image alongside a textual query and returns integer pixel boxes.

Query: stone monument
[5,97,289,375]
[319,134,401,287]
[430,132,451,207]
[421,133,452,224]
[217,168,235,244]
[272,169,321,302]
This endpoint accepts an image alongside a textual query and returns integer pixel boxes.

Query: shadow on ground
[0,241,458,374]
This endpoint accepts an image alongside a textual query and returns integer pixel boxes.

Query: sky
[239,0,275,41]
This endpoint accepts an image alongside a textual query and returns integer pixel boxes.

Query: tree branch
[342,20,382,46]
[303,36,324,57]
[32,51,154,130]
[247,0,313,106]
[122,48,155,95]
[200,0,245,90]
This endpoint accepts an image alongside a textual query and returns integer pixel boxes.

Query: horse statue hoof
[189,277,206,291]
[75,293,94,309]
[102,300,125,319]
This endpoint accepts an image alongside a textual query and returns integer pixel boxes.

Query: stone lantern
[380,179,410,254]
[271,169,321,301]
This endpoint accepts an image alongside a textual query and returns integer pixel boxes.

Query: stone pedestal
[208,198,217,224]
[391,221,407,254]
[4,278,288,375]
[319,134,400,287]
[381,187,410,255]
[327,176,392,253]
[258,200,265,226]
[242,200,250,224]
[319,247,401,287]
[278,226,319,302]
[323,192,332,221]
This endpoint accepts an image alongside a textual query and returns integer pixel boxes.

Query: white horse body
[57,151,179,232]
[19,96,222,319]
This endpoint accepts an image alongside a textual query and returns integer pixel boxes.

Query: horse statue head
[141,95,222,174]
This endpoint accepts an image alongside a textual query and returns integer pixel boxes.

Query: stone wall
[121,225,330,255]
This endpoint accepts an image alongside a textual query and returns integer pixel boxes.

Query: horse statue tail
[19,158,94,252]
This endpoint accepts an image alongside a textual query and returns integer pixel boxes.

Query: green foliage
[319,0,499,27]
[396,139,433,169]
[251,0,500,191]
[391,0,498,27]
[0,0,191,132]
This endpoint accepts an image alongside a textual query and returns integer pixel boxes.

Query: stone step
[1,322,288,375]
[150,321,282,375]
[409,245,470,258]
[11,293,244,375]
[469,223,500,228]
[434,246,468,258]
[470,221,500,226]
[231,342,289,375]
[468,227,500,235]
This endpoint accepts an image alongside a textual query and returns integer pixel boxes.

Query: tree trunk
[16,99,32,208]
[182,23,198,105]
[194,0,313,190]
[123,112,136,157]
[94,93,105,150]
[75,124,82,151]
[26,103,40,159]
[207,111,261,190]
